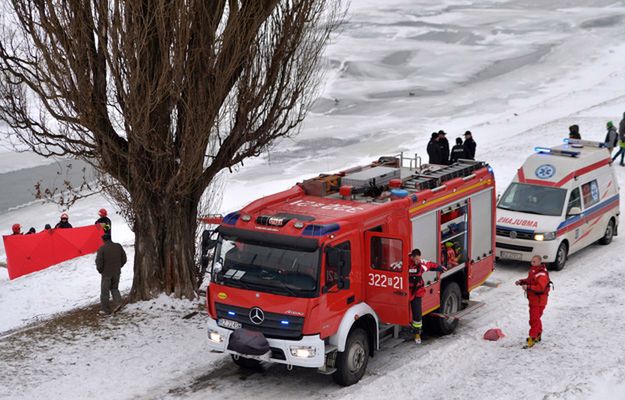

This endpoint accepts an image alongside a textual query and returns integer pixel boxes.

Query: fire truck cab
[205,155,496,385]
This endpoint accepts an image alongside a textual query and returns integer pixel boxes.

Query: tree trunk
[130,195,198,301]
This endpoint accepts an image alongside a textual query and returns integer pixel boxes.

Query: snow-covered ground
[2,0,625,399]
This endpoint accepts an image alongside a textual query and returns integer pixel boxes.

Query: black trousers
[411,296,422,321]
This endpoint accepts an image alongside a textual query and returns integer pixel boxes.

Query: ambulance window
[326,241,350,287]
[567,188,581,214]
[370,237,403,272]
[581,180,600,209]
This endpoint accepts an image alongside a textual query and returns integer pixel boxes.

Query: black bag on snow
[228,328,270,356]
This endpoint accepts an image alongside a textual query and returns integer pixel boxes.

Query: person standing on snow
[438,130,450,165]
[604,121,618,154]
[54,213,73,229]
[449,137,466,163]
[614,113,625,166]
[568,124,581,139]
[427,132,442,164]
[95,233,127,315]
[95,208,112,233]
[25,227,36,235]
[463,131,477,160]
[409,249,446,344]
[515,255,552,348]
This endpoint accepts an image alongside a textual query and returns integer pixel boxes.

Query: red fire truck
[204,155,496,385]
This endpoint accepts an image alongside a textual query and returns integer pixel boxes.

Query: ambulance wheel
[598,219,615,245]
[333,328,369,386]
[231,354,261,370]
[550,242,568,271]
[435,282,461,335]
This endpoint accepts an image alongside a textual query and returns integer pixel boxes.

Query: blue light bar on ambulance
[281,320,289,325]
[302,223,340,237]
[563,138,607,148]
[534,147,580,157]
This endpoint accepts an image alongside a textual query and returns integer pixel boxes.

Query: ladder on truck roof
[402,160,486,192]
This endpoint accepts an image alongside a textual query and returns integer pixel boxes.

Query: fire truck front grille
[496,242,533,252]
[216,302,304,340]
[496,228,534,240]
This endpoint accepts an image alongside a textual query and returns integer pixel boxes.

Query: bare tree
[0,0,341,300]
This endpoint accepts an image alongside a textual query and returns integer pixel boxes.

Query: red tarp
[3,225,105,280]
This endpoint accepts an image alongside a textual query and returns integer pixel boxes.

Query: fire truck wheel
[598,219,615,245]
[333,328,370,386]
[231,354,262,370]
[550,242,568,271]
[435,282,461,335]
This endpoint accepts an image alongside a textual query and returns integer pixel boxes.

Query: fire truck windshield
[211,235,320,298]
[497,183,567,217]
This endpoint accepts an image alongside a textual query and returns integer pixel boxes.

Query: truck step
[317,366,337,375]
[430,300,484,321]
[380,337,405,350]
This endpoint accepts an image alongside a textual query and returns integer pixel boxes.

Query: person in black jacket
[438,130,450,165]
[95,208,112,233]
[450,137,466,163]
[54,213,73,229]
[96,233,127,315]
[427,132,442,164]
[463,131,477,160]
[568,124,581,139]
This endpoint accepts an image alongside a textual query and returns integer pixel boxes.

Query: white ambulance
[496,139,620,270]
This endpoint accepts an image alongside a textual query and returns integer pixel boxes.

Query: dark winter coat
[605,126,618,148]
[450,144,466,163]
[96,239,127,277]
[439,137,450,165]
[427,139,442,164]
[409,260,444,299]
[619,113,625,139]
[463,137,476,159]
[95,216,112,232]
[54,221,73,229]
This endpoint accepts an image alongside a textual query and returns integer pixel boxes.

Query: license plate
[501,251,523,260]
[218,318,242,330]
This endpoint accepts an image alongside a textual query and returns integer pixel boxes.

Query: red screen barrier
[3,225,105,280]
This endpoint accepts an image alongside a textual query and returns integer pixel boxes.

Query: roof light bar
[535,147,580,157]
[563,138,606,148]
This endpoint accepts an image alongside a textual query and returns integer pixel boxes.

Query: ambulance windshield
[211,235,320,298]
[497,183,566,217]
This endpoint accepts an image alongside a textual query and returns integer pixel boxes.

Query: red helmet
[98,208,107,217]
[60,212,69,219]
[12,223,21,234]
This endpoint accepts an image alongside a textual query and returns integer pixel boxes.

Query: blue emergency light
[535,147,580,157]
[281,320,290,325]
[228,311,236,316]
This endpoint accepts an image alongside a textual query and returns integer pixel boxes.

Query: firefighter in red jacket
[409,249,445,344]
[515,255,551,348]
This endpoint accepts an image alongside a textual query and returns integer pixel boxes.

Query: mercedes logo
[249,307,265,325]
[509,231,517,239]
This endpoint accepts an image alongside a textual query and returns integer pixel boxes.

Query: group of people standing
[568,113,625,166]
[427,130,477,165]
[9,209,112,236]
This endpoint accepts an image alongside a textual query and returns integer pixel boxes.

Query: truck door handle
[393,290,407,296]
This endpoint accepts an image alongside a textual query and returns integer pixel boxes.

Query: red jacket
[518,265,550,306]
[409,260,444,299]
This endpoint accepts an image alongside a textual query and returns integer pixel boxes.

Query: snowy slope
[2,1,625,399]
